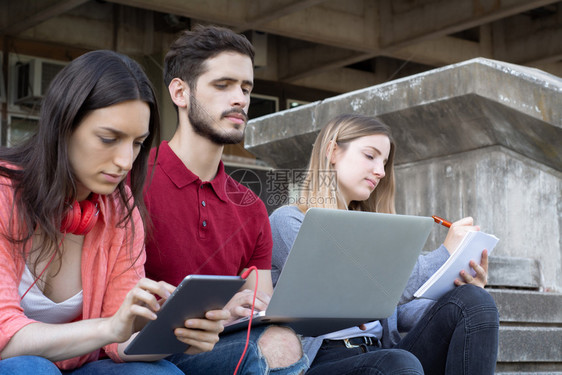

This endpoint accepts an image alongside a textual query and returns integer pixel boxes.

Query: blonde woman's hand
[455,249,489,289]
[442,217,480,255]
[107,278,174,343]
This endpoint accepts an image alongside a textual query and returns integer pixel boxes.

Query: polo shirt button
[201,200,206,207]
[202,220,207,227]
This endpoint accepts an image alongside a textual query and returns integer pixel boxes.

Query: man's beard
[188,95,247,145]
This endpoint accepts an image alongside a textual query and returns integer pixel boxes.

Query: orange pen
[432,215,452,228]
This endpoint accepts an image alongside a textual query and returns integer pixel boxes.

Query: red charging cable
[20,234,66,300]
[233,266,258,375]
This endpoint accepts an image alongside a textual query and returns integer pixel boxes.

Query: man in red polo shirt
[143,25,308,374]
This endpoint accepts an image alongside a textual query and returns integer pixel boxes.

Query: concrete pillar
[395,146,561,291]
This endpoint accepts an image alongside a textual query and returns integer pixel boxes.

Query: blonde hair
[297,114,396,214]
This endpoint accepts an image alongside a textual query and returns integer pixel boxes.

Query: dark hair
[0,50,160,271]
[164,25,255,90]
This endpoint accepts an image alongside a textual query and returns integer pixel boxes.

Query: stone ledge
[488,256,541,289]
[245,58,562,171]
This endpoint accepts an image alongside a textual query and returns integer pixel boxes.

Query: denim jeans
[395,284,500,375]
[0,355,182,374]
[307,346,423,375]
[305,284,499,375]
[167,325,309,375]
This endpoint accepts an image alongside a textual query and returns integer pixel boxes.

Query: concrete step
[488,256,541,289]
[498,326,562,362]
[496,367,562,374]
[490,289,562,373]
[428,255,561,373]
[488,289,562,324]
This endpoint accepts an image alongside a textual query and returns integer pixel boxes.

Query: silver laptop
[224,207,433,337]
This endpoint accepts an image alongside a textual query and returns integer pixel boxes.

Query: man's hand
[223,289,271,323]
[174,309,231,354]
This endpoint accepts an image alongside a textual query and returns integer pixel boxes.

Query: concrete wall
[395,145,561,291]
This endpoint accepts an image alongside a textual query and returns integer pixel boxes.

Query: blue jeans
[167,325,309,375]
[395,284,500,375]
[0,355,182,375]
[305,285,499,375]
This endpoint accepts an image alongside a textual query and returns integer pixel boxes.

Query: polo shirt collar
[158,141,199,188]
[158,141,229,203]
[208,161,229,203]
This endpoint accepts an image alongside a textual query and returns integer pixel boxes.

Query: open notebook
[414,231,499,300]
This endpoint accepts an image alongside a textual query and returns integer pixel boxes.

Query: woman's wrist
[99,316,128,344]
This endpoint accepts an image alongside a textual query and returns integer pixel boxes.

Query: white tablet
[124,274,244,355]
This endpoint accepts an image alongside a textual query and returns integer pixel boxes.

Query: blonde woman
[270,114,499,375]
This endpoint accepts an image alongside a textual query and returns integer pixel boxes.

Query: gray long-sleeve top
[270,205,450,363]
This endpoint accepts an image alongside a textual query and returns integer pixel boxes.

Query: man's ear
[168,78,189,108]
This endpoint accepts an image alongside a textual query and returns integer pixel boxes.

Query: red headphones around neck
[20,194,101,301]
[60,194,100,235]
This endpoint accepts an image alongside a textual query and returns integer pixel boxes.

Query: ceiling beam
[282,51,377,82]
[108,0,381,52]
[508,28,562,65]
[386,37,485,68]
[69,0,562,88]
[233,0,330,33]
[278,41,373,81]
[291,67,379,93]
[529,61,562,77]
[280,34,485,83]
[0,37,89,61]
[269,0,562,81]
[279,0,562,83]
[254,0,380,52]
[0,0,90,36]
[112,0,561,57]
[107,0,249,27]
[378,0,561,50]
[492,4,562,65]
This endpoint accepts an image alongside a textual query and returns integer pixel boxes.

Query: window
[0,55,5,104]
[8,115,38,146]
[249,93,279,119]
[286,99,309,109]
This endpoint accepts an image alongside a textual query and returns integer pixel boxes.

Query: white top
[319,321,383,341]
[18,265,83,324]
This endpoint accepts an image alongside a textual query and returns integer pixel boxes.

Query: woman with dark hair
[0,50,227,374]
[270,114,500,375]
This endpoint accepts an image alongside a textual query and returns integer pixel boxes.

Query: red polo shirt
[144,141,272,286]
